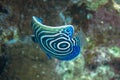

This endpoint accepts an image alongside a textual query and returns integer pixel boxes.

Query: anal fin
[46,53,52,59]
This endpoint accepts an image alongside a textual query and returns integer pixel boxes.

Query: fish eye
[65,29,70,32]
[62,27,73,36]
[65,29,71,35]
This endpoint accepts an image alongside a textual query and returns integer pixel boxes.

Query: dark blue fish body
[31,16,83,60]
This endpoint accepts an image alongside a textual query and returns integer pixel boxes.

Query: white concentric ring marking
[49,37,72,55]
[32,22,77,56]
[57,41,70,50]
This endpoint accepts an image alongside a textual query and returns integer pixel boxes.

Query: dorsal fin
[32,16,43,23]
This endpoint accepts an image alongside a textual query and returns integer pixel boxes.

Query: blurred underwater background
[0,0,120,80]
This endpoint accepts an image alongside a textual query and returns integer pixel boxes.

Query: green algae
[87,0,108,10]
[108,46,120,58]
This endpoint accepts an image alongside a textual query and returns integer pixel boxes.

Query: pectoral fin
[31,35,38,43]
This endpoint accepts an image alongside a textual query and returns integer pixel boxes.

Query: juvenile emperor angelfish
[31,16,84,60]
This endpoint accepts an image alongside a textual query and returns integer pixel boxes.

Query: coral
[0,42,61,80]
[55,61,74,80]
[0,0,120,80]
[86,0,108,11]
[71,0,109,11]
[84,47,111,71]
[114,0,120,4]
[113,0,120,13]
[0,54,7,75]
[55,46,117,80]
[88,1,120,47]
[55,54,85,80]
[108,46,120,58]
[55,0,120,80]
[61,3,93,32]
[91,3,120,28]
[79,66,115,80]
[0,3,9,23]
[0,26,19,45]
[0,0,69,80]
[109,58,120,74]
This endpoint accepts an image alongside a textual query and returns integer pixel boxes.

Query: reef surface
[0,0,120,80]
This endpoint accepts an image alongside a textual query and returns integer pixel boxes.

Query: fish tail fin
[75,28,87,48]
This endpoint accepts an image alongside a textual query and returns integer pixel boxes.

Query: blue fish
[31,16,84,60]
